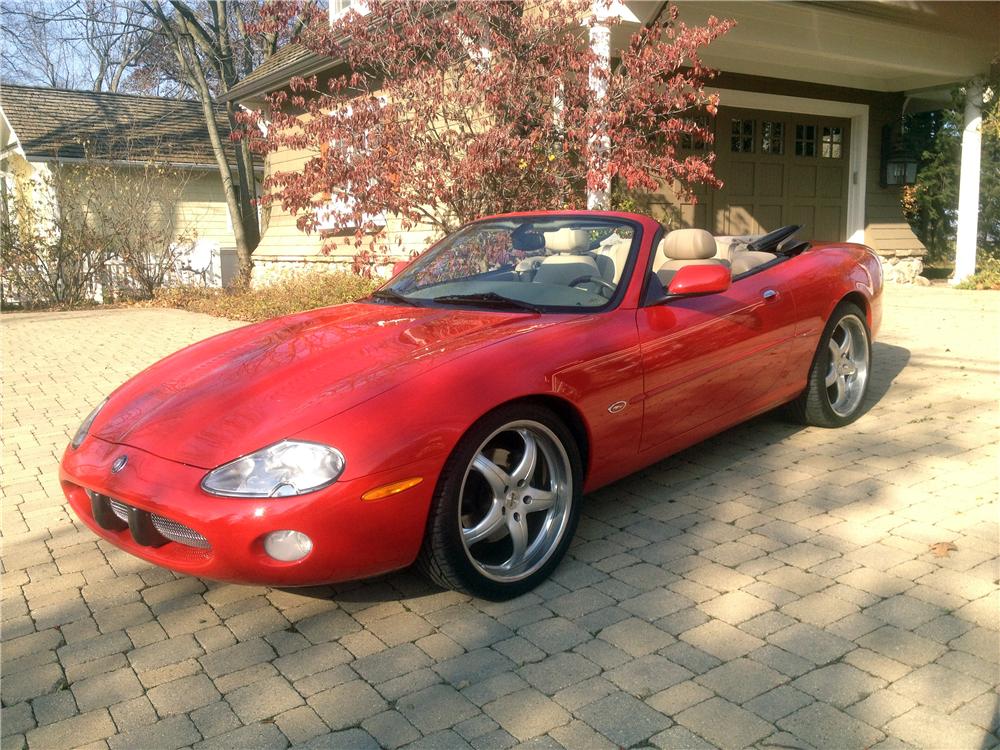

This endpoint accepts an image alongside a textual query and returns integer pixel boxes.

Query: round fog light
[264,530,313,562]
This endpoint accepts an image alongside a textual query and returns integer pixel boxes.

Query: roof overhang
[621,1,998,93]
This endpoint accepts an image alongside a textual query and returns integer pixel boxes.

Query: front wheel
[790,301,872,427]
[418,404,582,600]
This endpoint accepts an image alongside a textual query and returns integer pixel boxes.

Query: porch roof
[624,1,998,98]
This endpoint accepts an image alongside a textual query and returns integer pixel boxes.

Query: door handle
[762,289,779,301]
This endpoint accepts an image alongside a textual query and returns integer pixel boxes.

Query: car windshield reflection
[377,216,639,312]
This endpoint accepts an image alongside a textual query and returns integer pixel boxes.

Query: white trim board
[707,88,869,244]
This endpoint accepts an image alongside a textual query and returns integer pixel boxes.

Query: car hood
[94,302,550,469]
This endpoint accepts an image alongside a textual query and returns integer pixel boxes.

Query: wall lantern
[881,123,919,187]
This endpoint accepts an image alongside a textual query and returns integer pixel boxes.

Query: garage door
[710,106,851,242]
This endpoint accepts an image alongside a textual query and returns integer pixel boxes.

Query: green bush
[955,255,1000,290]
[150,271,379,322]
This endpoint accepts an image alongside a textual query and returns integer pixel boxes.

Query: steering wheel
[569,275,616,298]
[747,224,802,253]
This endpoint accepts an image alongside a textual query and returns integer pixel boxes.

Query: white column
[951,81,984,285]
[587,19,611,210]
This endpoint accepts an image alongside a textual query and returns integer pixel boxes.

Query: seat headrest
[659,229,717,260]
[544,228,590,254]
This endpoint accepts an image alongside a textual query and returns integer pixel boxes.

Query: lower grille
[91,492,210,549]
[108,499,210,549]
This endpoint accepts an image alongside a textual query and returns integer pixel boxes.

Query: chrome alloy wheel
[825,315,870,417]
[458,420,573,582]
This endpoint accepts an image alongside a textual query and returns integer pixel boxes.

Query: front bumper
[60,436,438,586]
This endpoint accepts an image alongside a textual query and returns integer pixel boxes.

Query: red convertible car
[61,211,881,600]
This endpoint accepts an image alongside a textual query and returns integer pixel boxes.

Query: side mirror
[667,264,731,296]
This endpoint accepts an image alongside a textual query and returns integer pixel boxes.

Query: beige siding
[173,171,236,247]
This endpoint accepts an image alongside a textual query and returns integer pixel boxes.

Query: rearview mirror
[667,264,731,296]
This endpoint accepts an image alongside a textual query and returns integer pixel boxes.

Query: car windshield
[377,216,638,312]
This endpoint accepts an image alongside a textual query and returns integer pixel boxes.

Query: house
[0,84,254,290]
[227,1,999,285]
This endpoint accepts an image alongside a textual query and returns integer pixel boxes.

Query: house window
[795,124,816,157]
[761,121,784,155]
[731,119,754,153]
[821,126,843,158]
[680,115,709,151]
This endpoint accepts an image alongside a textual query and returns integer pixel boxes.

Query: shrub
[955,255,1000,290]
[150,271,379,321]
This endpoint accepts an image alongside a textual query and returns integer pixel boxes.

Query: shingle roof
[224,43,340,103]
[0,84,246,166]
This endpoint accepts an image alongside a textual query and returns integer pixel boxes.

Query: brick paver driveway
[2,287,998,750]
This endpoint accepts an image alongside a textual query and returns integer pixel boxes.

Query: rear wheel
[790,301,871,427]
[418,404,582,600]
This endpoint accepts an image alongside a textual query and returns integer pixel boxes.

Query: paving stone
[620,589,693,621]
[575,692,672,747]
[889,663,991,712]
[192,721,290,750]
[26,710,117,750]
[791,663,886,707]
[31,690,77,725]
[397,683,481,734]
[517,652,600,694]
[0,704,35,738]
[649,725,717,749]
[675,696,774,750]
[549,718,618,750]
[70,667,143,712]
[605,654,692,698]
[768,623,855,665]
[273,641,351,681]
[885,705,992,749]
[843,648,912,682]
[698,591,773,624]
[356,643,431,684]
[845,689,916,727]
[362,710,421,749]
[517,617,590,654]
[189,701,241,739]
[462,673,531,708]
[864,595,945,629]
[781,591,860,626]
[482,688,570,742]
[695,657,786,703]
[127,634,202,673]
[743,685,814,722]
[274,705,329,745]
[856,626,947,667]
[646,680,714,716]
[225,674,304,723]
[597,617,674,657]
[679,620,764,661]
[0,662,65,705]
[778,702,883,749]
[308,679,387,730]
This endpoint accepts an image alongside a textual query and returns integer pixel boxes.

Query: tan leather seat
[533,228,599,286]
[655,228,729,287]
[592,236,631,283]
[730,250,777,275]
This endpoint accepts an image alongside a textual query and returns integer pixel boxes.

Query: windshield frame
[370,214,645,315]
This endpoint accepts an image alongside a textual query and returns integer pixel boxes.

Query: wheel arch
[474,394,592,482]
[839,290,871,326]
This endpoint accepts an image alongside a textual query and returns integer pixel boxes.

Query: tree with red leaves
[248,1,733,269]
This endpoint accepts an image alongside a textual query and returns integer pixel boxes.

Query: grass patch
[150,271,380,322]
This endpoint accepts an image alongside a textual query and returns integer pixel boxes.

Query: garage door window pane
[731,119,754,153]
[680,115,709,150]
[761,121,784,154]
[821,126,843,158]
[795,124,816,157]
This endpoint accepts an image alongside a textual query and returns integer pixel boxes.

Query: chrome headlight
[201,440,345,498]
[71,398,108,449]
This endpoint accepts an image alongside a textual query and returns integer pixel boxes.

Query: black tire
[789,301,872,428]
[417,403,583,600]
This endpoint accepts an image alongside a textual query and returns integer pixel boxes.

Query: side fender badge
[608,401,627,414]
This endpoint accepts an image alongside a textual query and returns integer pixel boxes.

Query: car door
[636,268,798,451]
